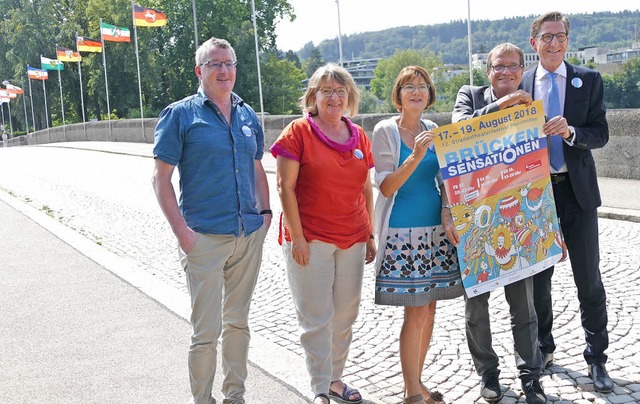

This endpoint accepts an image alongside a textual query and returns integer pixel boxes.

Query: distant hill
[296,10,640,64]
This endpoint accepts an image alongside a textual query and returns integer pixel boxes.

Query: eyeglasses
[200,60,238,71]
[534,32,568,43]
[318,88,348,98]
[402,84,430,93]
[490,64,523,73]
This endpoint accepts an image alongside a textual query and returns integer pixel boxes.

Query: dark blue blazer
[521,62,609,211]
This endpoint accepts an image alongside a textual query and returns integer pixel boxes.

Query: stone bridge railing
[9,109,640,179]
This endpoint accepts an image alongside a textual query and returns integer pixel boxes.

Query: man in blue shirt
[152,37,271,404]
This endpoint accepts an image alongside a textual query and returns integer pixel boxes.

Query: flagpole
[467,0,473,86]
[75,33,86,124]
[58,68,66,138]
[43,78,49,129]
[251,0,265,129]
[132,1,145,139]
[27,66,36,131]
[40,56,50,129]
[336,0,344,66]
[100,18,113,138]
[6,101,12,136]
[21,80,29,136]
[191,0,199,49]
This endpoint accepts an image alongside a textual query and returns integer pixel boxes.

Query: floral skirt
[375,225,464,306]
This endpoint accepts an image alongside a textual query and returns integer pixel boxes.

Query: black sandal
[314,393,330,404]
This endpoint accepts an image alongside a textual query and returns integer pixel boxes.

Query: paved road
[1,142,639,403]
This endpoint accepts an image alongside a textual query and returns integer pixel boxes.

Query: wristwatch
[567,126,576,142]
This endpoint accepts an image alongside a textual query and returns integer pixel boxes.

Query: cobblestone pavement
[1,144,639,403]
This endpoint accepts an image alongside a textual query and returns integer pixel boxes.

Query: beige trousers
[180,225,267,404]
[284,240,365,395]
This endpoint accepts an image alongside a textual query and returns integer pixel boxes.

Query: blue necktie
[546,72,565,171]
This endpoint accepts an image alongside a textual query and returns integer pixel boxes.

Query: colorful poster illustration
[433,100,562,297]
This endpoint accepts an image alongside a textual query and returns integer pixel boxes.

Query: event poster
[432,100,562,297]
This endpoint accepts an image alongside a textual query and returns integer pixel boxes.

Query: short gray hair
[195,37,237,66]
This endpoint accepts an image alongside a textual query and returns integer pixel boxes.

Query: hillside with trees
[298,11,640,64]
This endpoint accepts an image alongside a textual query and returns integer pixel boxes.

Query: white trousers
[284,240,365,395]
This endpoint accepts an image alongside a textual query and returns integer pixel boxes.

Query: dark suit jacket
[521,62,609,211]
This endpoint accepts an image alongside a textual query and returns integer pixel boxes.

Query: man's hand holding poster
[433,100,562,297]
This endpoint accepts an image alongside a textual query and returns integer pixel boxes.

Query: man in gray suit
[521,11,612,394]
[445,43,546,404]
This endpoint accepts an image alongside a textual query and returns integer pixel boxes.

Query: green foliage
[370,49,445,113]
[567,56,582,66]
[603,58,640,108]
[260,52,305,115]
[303,11,640,66]
[303,47,324,78]
[0,0,294,128]
[358,87,380,114]
[435,69,489,113]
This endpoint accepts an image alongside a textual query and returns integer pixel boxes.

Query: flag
[41,56,64,71]
[4,83,24,95]
[57,46,82,62]
[77,36,103,53]
[27,66,49,80]
[100,21,131,42]
[0,89,17,99]
[134,5,167,27]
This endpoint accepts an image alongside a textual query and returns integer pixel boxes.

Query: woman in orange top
[271,63,376,404]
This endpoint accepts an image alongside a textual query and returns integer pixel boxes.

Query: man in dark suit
[521,11,612,393]
[446,43,546,404]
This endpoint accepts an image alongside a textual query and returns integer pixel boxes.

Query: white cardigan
[371,116,439,275]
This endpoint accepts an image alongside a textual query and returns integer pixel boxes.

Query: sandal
[328,381,362,404]
[419,382,445,404]
[403,394,425,403]
[425,391,445,404]
[313,393,330,404]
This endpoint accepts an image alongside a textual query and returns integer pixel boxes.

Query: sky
[274,0,640,52]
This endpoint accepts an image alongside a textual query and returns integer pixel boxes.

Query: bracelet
[259,209,273,215]
[442,204,452,210]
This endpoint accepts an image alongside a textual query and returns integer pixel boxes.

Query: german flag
[77,36,103,53]
[134,5,167,27]
[57,46,82,62]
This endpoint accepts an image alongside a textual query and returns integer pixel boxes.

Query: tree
[369,49,445,113]
[0,0,295,126]
[260,52,305,115]
[357,88,380,114]
[303,47,324,78]
[437,68,489,113]
[567,56,582,66]
[604,58,640,108]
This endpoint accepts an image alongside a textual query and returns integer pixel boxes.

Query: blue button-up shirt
[153,88,264,236]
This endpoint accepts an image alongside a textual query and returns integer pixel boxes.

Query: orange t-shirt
[271,115,373,249]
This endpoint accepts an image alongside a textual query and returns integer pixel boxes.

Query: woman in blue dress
[372,66,464,404]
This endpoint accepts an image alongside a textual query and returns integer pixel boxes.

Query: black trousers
[533,177,609,364]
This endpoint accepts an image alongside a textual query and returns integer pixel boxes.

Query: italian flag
[100,21,131,43]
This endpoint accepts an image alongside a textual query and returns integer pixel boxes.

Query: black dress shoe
[589,362,614,393]
[522,379,546,404]
[480,373,503,403]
